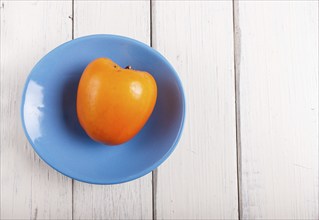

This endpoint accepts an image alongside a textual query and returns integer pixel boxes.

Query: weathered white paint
[0,1,72,219]
[72,1,152,219]
[236,1,319,219]
[152,1,239,219]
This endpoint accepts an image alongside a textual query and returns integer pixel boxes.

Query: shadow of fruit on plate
[61,70,92,143]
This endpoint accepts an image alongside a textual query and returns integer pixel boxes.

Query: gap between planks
[150,1,157,220]
[71,0,74,219]
[232,0,242,219]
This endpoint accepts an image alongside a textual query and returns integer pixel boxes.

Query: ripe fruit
[76,58,157,145]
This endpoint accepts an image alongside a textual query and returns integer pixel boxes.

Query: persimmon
[77,58,157,145]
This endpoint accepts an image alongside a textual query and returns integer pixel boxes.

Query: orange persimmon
[76,58,157,145]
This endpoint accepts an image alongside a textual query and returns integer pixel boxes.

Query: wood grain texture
[0,1,72,219]
[152,1,238,219]
[237,1,319,219]
[72,1,152,219]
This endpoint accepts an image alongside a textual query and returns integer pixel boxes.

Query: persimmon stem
[125,66,132,69]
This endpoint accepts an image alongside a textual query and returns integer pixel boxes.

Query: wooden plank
[236,1,319,219]
[0,1,72,219]
[152,1,238,219]
[72,1,152,219]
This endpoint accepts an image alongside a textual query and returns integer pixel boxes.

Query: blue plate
[21,34,185,184]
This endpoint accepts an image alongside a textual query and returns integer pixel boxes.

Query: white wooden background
[0,0,318,219]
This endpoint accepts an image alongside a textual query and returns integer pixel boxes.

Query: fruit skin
[76,58,157,145]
